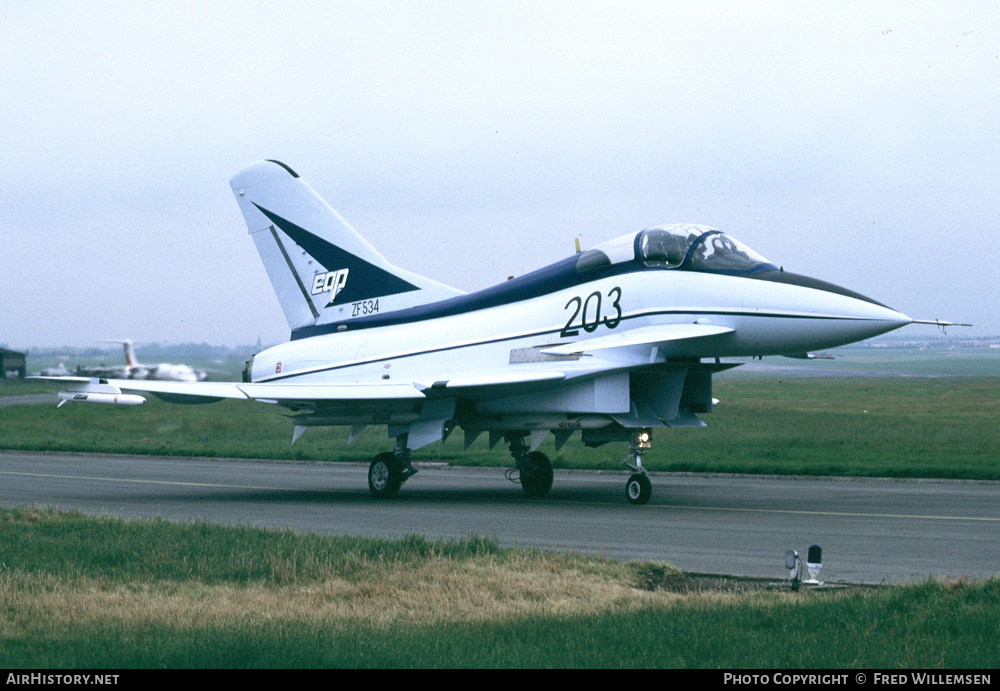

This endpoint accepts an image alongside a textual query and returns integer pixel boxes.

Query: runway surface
[1,450,997,585]
[0,393,58,407]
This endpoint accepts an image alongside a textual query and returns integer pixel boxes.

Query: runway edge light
[804,544,823,585]
[785,549,801,590]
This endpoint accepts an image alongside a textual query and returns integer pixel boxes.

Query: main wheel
[625,473,652,505]
[368,452,403,498]
[520,451,554,499]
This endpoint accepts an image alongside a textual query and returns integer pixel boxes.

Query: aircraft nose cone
[814,294,912,342]
[866,304,913,335]
[750,269,913,333]
[797,276,912,340]
[742,272,913,351]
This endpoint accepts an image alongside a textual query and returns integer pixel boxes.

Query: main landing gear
[505,434,554,499]
[622,429,653,505]
[368,434,419,499]
[366,427,654,505]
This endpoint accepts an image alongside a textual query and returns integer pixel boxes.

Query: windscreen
[639,227,696,267]
[638,225,774,274]
[687,231,773,273]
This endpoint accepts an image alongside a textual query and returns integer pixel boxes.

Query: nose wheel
[626,473,652,505]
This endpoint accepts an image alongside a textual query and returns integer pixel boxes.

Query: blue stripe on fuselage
[291,257,640,340]
[287,254,860,342]
[291,256,680,341]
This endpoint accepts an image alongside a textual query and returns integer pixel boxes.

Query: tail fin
[121,340,139,372]
[96,339,141,374]
[229,160,464,331]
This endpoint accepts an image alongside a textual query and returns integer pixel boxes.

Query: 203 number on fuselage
[561,286,622,337]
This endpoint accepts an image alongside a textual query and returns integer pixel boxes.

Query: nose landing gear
[622,429,653,505]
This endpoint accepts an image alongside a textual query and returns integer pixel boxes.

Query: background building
[1,348,26,379]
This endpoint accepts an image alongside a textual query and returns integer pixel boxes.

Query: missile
[57,391,145,407]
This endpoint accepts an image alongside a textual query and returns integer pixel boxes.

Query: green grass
[727,346,1000,378]
[0,506,516,585]
[0,508,996,668]
[3,377,999,480]
[666,377,1000,478]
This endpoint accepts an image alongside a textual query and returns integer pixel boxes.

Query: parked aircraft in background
[71,340,208,382]
[109,340,206,382]
[38,363,73,377]
[40,160,965,504]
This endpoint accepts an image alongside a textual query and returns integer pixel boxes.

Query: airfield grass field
[1,507,997,668]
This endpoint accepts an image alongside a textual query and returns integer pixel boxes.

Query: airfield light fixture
[804,544,823,585]
[785,550,801,591]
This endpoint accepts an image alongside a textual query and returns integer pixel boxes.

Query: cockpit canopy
[580,224,776,275]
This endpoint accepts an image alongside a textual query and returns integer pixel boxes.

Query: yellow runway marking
[524,498,1000,523]
[639,502,1000,523]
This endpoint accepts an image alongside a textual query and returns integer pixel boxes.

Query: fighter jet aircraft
[41,160,963,504]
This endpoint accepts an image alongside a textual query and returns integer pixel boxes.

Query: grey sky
[3,1,997,349]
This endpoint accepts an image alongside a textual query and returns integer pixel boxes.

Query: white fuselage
[250,269,910,388]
